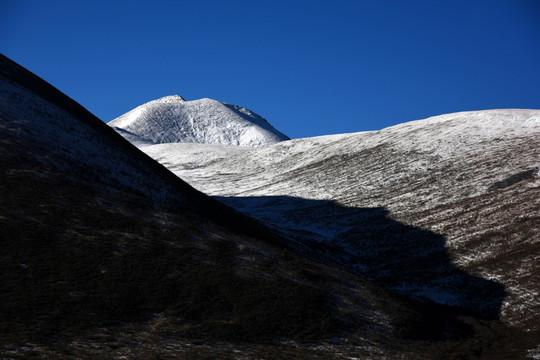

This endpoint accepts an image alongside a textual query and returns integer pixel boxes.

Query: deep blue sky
[2,0,539,139]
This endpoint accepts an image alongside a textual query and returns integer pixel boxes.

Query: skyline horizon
[2,0,539,139]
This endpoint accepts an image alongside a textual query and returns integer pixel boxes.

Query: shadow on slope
[216,195,506,320]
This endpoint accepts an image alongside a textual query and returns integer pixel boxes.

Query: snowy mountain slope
[113,126,156,147]
[4,54,520,359]
[141,142,252,184]
[131,108,540,334]
[109,95,289,147]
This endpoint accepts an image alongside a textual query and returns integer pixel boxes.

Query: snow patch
[108,95,289,148]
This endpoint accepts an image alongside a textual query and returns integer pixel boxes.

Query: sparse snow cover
[178,109,540,203]
[109,95,289,148]
[124,107,540,332]
[141,142,252,184]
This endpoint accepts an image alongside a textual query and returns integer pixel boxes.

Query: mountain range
[1,53,539,359]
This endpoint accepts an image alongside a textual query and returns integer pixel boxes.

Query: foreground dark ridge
[0,54,532,359]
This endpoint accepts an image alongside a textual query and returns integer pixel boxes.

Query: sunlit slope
[109,95,289,147]
[139,108,540,332]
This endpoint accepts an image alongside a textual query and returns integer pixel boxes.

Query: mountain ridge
[128,104,540,337]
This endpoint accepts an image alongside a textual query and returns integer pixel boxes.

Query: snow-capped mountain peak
[109,95,289,147]
[160,94,186,102]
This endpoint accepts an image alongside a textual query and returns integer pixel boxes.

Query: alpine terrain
[0,52,536,359]
[108,95,291,185]
[114,86,540,357]
[109,95,289,147]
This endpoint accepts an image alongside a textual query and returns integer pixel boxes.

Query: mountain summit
[109,95,289,147]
